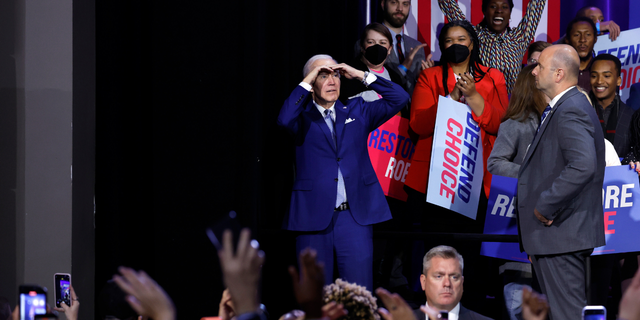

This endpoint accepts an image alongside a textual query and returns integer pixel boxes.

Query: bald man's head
[532,44,580,98]
[550,44,580,82]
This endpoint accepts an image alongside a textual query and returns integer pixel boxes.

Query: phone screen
[20,292,46,320]
[584,308,606,320]
[55,274,71,308]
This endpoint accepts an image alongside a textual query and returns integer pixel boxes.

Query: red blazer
[405,64,508,196]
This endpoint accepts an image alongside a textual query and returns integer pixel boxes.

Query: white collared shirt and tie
[422,303,460,320]
[297,72,377,208]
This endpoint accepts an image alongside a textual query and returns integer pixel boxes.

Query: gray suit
[353,32,426,95]
[516,87,606,320]
[487,114,538,178]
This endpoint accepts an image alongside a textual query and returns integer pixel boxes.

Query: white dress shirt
[423,302,460,320]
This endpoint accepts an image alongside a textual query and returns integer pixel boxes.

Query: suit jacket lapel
[308,104,337,152]
[334,101,348,150]
[521,87,579,168]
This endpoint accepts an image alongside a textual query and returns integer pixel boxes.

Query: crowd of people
[4,1,640,319]
[277,0,640,319]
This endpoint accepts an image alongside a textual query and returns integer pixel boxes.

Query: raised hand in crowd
[401,44,428,71]
[600,20,621,40]
[322,301,348,320]
[219,288,236,320]
[521,287,549,320]
[288,248,325,319]
[420,53,435,71]
[376,287,422,320]
[218,228,265,317]
[113,266,176,320]
[629,161,640,176]
[619,267,640,320]
[53,285,80,320]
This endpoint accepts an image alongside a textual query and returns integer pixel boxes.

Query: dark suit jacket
[627,82,640,111]
[612,98,635,157]
[517,87,606,255]
[277,77,410,231]
[412,305,493,320]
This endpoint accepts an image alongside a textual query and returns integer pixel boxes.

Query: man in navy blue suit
[278,54,410,290]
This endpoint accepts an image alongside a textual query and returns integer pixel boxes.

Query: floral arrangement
[323,279,379,320]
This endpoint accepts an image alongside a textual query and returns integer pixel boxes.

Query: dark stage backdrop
[97,0,364,318]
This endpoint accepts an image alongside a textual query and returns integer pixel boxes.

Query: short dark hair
[527,41,551,59]
[565,16,597,39]
[576,6,599,18]
[591,53,622,77]
[482,0,514,12]
[359,22,393,51]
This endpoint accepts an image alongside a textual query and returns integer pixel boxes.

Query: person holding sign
[277,55,410,291]
[518,44,606,320]
[405,20,508,209]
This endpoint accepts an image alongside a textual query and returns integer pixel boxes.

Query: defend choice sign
[367,115,416,201]
[594,27,640,102]
[426,96,484,219]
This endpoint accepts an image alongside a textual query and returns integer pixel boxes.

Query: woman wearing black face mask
[339,23,408,110]
[405,20,508,211]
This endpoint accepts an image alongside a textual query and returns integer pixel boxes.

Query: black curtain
[96,1,361,318]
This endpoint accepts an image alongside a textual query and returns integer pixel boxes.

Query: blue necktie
[537,105,552,133]
[324,109,347,207]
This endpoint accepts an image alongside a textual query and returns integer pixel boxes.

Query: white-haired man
[278,54,410,290]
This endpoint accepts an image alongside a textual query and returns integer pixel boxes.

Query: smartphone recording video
[54,273,71,308]
[582,305,606,320]
[19,285,47,320]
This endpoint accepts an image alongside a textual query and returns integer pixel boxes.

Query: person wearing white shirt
[413,246,493,320]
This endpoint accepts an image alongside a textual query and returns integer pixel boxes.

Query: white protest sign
[426,96,484,219]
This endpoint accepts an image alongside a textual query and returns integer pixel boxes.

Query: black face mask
[444,44,470,64]
[364,44,389,66]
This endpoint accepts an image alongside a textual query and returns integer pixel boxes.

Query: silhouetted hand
[376,288,419,320]
[288,248,325,319]
[619,267,640,320]
[322,301,348,320]
[218,228,265,316]
[219,288,236,320]
[114,267,176,320]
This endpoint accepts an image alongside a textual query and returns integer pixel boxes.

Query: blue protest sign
[480,175,529,263]
[593,165,640,255]
[482,166,640,261]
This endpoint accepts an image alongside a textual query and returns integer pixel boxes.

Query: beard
[383,6,408,28]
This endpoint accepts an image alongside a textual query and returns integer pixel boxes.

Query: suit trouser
[530,249,592,320]
[296,209,373,291]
